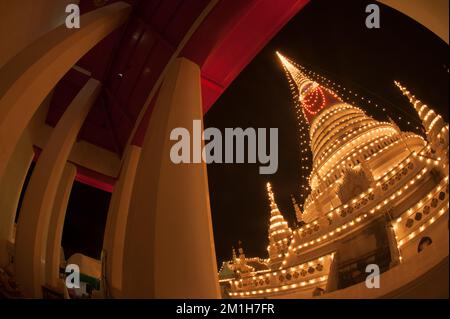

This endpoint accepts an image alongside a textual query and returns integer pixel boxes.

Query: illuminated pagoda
[220,53,449,298]
[266,182,293,269]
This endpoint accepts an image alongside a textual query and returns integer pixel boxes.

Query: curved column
[0,131,34,267]
[122,58,220,298]
[15,79,101,298]
[0,0,75,68]
[103,145,141,298]
[0,2,131,184]
[44,162,76,291]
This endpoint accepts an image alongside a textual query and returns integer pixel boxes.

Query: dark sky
[16,172,111,261]
[205,0,449,266]
[62,182,111,260]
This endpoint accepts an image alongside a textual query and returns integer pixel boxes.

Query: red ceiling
[46,0,309,163]
[48,0,210,154]
[182,0,310,113]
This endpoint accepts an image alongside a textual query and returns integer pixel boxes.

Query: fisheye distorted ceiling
[46,0,309,155]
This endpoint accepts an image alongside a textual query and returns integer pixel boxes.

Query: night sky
[205,0,449,267]
[62,182,111,260]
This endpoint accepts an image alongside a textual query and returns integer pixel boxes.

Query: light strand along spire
[276,52,313,209]
[276,52,342,209]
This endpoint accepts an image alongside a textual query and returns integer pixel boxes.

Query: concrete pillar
[122,58,220,298]
[386,223,401,267]
[15,79,101,298]
[0,2,130,184]
[0,131,34,267]
[45,162,76,290]
[103,145,141,298]
[0,0,77,68]
[325,252,340,293]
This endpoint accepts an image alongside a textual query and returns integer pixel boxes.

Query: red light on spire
[276,52,340,123]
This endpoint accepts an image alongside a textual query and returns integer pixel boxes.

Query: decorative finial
[394,81,440,133]
[394,81,421,113]
[291,194,303,223]
[238,240,244,257]
[394,81,448,158]
[266,182,278,210]
[387,116,401,132]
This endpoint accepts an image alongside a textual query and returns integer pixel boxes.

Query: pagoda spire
[291,194,304,225]
[238,240,245,258]
[276,51,341,123]
[394,81,439,133]
[265,183,292,268]
[394,81,449,158]
[266,182,278,212]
